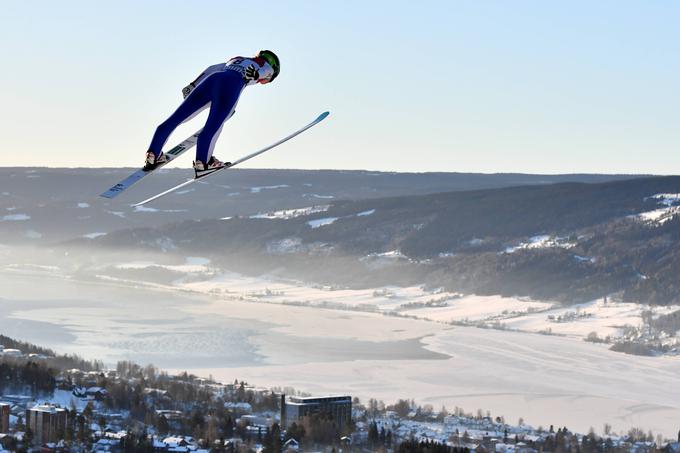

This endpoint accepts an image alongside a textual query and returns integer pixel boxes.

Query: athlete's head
[257,50,280,83]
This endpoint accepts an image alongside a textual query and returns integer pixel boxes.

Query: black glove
[182,84,195,99]
[244,64,260,82]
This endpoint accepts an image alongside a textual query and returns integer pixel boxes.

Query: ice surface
[202,326,680,437]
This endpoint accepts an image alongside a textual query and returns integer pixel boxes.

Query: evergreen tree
[284,422,306,444]
[368,421,379,448]
[224,416,234,438]
[157,415,170,435]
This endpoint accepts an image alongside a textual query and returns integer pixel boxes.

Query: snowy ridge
[307,217,338,228]
[84,232,107,239]
[250,205,330,220]
[1,214,30,221]
[250,184,289,193]
[504,235,575,253]
[305,208,376,229]
[634,193,680,226]
[115,257,212,274]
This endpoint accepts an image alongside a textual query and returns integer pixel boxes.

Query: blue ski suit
[148,56,276,164]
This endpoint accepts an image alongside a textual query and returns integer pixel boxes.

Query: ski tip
[318,111,330,121]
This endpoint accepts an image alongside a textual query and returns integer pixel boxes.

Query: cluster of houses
[357,410,680,453]
[0,345,49,361]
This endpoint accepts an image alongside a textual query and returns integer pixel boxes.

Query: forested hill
[89,175,680,305]
[0,167,642,243]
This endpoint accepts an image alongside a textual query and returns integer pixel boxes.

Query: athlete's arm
[182,63,227,97]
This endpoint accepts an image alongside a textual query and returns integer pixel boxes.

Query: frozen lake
[2,270,680,437]
[0,271,443,369]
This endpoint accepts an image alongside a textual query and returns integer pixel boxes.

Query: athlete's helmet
[257,50,280,81]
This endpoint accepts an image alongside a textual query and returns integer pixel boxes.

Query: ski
[99,130,202,199]
[132,111,330,207]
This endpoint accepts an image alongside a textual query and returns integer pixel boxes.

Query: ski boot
[194,156,231,178]
[143,151,168,172]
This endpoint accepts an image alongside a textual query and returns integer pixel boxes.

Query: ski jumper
[148,57,275,164]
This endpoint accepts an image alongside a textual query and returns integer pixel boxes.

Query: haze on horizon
[1,0,679,174]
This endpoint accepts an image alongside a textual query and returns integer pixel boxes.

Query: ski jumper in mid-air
[143,50,280,177]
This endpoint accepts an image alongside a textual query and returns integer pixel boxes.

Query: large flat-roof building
[281,395,351,430]
[26,405,67,445]
[0,403,9,433]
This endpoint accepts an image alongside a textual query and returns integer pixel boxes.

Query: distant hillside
[0,167,642,242]
[87,176,680,305]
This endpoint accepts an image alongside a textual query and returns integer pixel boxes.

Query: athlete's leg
[147,82,211,156]
[195,73,244,163]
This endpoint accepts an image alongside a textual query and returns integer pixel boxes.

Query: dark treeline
[0,360,55,394]
[397,439,470,453]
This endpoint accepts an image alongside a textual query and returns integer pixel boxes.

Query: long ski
[99,130,202,199]
[132,111,330,207]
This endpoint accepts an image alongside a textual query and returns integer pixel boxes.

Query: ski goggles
[260,53,279,72]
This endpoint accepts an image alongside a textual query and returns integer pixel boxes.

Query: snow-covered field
[178,272,670,343]
[115,257,213,274]
[181,272,468,312]
[401,295,551,323]
[503,299,680,339]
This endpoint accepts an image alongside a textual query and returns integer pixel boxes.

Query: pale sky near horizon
[1,1,678,174]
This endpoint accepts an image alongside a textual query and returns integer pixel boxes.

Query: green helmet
[257,50,280,81]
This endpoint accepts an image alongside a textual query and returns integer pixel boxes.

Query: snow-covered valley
[2,263,680,437]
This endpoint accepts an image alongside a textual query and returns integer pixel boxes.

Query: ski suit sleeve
[192,63,225,85]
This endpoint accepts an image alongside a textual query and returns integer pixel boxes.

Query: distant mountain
[87,175,680,305]
[0,167,641,242]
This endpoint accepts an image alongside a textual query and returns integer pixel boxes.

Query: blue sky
[1,1,678,173]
